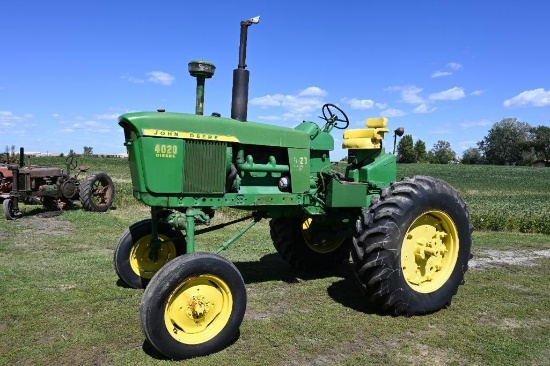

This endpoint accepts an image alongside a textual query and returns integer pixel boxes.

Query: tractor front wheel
[79,171,114,212]
[270,215,351,270]
[114,219,186,288]
[140,252,246,360]
[352,176,473,315]
[3,199,16,220]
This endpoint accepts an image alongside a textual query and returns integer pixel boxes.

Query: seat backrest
[366,117,388,129]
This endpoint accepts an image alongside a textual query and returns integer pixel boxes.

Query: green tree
[397,135,417,163]
[414,140,427,163]
[83,146,93,156]
[462,147,482,164]
[428,140,456,164]
[478,118,531,165]
[529,125,550,161]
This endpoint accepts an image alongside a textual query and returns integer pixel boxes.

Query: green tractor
[115,16,473,359]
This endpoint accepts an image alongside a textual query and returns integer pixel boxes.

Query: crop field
[1,157,549,365]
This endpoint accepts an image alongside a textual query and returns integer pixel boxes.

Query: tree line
[396,118,550,165]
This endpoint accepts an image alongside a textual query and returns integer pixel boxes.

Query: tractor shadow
[7,201,81,219]
[234,254,381,315]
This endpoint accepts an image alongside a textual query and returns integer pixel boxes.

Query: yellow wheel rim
[129,234,178,280]
[164,275,233,345]
[400,210,459,293]
[302,217,345,254]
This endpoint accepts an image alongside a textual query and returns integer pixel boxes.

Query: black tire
[140,252,247,360]
[79,171,114,212]
[3,199,16,220]
[114,219,186,289]
[352,176,473,316]
[41,196,56,210]
[270,215,352,270]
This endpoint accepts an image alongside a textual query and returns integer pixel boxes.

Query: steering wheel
[66,155,78,170]
[321,103,349,129]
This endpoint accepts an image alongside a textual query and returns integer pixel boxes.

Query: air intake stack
[188,61,216,115]
[231,16,260,122]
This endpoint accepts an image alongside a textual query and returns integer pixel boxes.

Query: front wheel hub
[165,275,232,343]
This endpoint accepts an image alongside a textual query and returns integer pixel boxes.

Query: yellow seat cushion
[343,129,376,139]
[366,117,388,128]
[342,117,389,150]
[342,137,381,149]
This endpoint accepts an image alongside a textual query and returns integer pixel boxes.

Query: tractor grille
[183,140,226,194]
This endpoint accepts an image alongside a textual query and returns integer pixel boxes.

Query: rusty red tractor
[1,148,115,219]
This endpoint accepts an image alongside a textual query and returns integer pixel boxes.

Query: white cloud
[470,90,483,96]
[60,119,112,134]
[431,128,455,135]
[342,97,375,110]
[122,75,145,84]
[429,87,465,101]
[258,115,283,121]
[122,71,175,86]
[298,86,327,97]
[250,94,284,108]
[380,108,406,117]
[447,62,462,70]
[96,113,120,120]
[386,86,425,104]
[503,88,550,107]
[431,62,462,78]
[401,86,425,104]
[413,104,436,114]
[250,87,327,120]
[0,111,33,128]
[431,71,452,78]
[375,102,387,109]
[459,120,492,128]
[146,71,175,86]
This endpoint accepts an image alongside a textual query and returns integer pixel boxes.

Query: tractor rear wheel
[352,176,473,315]
[79,171,114,212]
[270,215,351,270]
[140,252,246,360]
[114,219,186,288]
[3,199,16,220]
[41,196,56,210]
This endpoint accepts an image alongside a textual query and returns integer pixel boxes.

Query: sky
[1,1,549,159]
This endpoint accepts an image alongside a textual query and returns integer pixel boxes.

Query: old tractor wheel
[79,171,114,212]
[114,219,186,288]
[3,199,16,220]
[140,252,246,360]
[270,215,351,270]
[42,196,55,209]
[352,176,473,316]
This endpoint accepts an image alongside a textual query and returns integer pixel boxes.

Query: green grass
[1,157,549,365]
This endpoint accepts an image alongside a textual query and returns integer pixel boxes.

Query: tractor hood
[119,112,310,148]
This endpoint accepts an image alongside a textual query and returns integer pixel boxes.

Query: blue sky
[1,1,549,159]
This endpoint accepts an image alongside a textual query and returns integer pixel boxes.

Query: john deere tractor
[115,17,473,359]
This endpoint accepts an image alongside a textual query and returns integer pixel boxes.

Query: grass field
[1,158,549,365]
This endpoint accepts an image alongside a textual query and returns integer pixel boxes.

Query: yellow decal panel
[154,144,178,159]
[142,129,239,142]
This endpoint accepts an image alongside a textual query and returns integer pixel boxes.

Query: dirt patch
[470,249,550,270]
[13,216,75,236]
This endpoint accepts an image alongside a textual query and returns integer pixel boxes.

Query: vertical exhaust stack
[231,16,260,122]
[19,147,24,167]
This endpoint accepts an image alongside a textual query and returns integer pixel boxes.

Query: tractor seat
[342,117,390,149]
